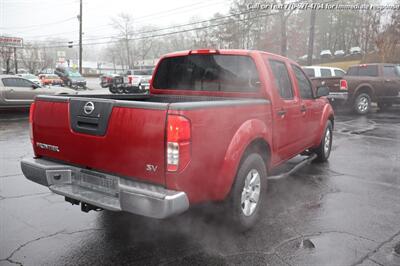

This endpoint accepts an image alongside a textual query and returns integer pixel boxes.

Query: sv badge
[146,164,158,172]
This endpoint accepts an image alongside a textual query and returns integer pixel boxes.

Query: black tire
[109,86,117,94]
[313,121,333,163]
[353,93,371,115]
[226,153,267,231]
[116,86,124,94]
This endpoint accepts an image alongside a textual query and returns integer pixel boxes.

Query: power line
[25,10,282,49]
[0,17,76,30]
[18,0,229,39]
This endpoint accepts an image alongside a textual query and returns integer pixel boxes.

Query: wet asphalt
[0,104,399,266]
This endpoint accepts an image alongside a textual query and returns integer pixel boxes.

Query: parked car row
[99,68,154,94]
[298,47,362,61]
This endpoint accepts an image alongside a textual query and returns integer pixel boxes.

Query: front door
[291,64,322,147]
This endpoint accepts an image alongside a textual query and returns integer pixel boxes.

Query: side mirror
[32,84,38,89]
[316,86,330,97]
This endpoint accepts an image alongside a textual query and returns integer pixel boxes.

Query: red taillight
[128,76,133,84]
[340,79,348,90]
[166,115,191,172]
[189,49,219,54]
[29,102,36,143]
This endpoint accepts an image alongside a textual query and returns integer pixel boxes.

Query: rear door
[33,97,168,186]
[265,57,305,162]
[382,65,400,97]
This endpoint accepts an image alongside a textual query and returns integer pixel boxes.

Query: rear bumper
[327,92,348,102]
[21,158,189,219]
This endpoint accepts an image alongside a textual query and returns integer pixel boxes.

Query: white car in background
[16,74,41,86]
[302,66,346,78]
[349,46,362,55]
[334,50,345,57]
[320,50,333,58]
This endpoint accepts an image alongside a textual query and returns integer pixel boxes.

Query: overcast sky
[0,0,231,43]
[1,0,396,46]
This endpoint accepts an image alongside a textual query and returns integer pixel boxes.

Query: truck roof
[160,49,298,65]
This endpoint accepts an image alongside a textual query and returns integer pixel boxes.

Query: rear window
[347,65,378,77]
[153,54,260,92]
[303,68,315,78]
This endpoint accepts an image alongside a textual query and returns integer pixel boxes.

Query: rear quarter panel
[166,103,272,203]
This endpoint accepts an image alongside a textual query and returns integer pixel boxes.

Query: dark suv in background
[55,67,87,89]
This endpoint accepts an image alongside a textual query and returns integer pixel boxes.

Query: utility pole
[14,47,18,74]
[307,8,316,66]
[79,0,82,74]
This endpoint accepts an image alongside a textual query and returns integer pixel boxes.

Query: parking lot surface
[1,106,399,266]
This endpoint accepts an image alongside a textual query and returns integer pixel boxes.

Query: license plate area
[73,170,118,196]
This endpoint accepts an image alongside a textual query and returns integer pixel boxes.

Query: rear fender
[314,103,334,147]
[353,84,374,101]
[213,119,270,200]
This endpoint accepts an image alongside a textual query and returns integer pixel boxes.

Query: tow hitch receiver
[65,197,103,212]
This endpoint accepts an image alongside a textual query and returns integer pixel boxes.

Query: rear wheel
[226,153,267,231]
[313,121,333,163]
[354,93,371,115]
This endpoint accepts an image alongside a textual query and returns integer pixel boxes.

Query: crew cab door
[382,65,400,97]
[291,64,322,146]
[265,58,305,162]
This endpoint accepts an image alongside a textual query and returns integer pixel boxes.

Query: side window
[15,78,33,87]
[292,65,314,99]
[303,68,315,78]
[268,59,293,99]
[358,65,378,77]
[2,78,17,87]
[320,68,332,77]
[334,69,345,77]
[383,66,397,77]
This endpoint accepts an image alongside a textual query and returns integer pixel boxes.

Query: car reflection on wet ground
[1,106,399,266]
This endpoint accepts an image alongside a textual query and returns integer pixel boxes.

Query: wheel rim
[241,169,261,217]
[357,96,369,112]
[324,128,331,156]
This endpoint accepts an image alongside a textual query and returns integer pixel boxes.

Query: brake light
[128,76,133,84]
[29,102,36,143]
[340,79,348,90]
[189,49,219,54]
[166,115,191,172]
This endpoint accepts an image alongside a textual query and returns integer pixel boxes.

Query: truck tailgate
[311,77,342,93]
[32,97,168,186]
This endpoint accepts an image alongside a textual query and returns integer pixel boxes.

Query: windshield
[69,72,82,77]
[153,54,260,92]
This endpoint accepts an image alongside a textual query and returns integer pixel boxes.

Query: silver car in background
[0,75,76,109]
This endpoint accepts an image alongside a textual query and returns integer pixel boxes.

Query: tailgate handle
[76,116,99,131]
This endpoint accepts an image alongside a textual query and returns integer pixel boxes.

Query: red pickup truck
[21,49,334,230]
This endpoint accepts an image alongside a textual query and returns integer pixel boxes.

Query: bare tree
[112,13,134,69]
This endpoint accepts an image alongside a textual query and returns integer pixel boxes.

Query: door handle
[277,109,287,117]
[300,105,307,112]
[10,89,14,92]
